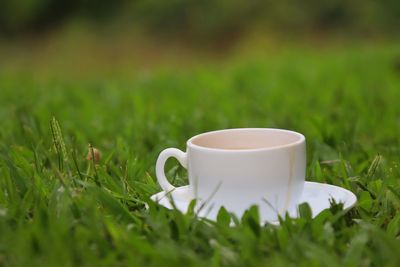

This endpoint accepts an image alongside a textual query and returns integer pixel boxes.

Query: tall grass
[0,44,400,266]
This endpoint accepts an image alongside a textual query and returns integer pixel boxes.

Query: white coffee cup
[156,128,306,221]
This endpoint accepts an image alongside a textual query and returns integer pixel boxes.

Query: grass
[1,42,400,267]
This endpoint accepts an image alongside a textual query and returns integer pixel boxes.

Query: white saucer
[150,182,357,224]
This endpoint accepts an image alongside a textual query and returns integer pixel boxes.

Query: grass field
[1,42,400,266]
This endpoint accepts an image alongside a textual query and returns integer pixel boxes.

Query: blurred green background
[1,0,399,78]
[1,0,400,37]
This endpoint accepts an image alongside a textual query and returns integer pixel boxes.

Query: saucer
[150,181,357,224]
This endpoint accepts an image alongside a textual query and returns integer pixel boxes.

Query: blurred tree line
[1,0,399,39]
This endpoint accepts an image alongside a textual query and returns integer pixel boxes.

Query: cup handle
[156,148,188,192]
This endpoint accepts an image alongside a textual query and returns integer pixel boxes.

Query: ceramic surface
[156,128,306,221]
[150,181,357,224]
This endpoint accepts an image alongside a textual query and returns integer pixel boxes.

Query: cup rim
[187,128,305,152]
